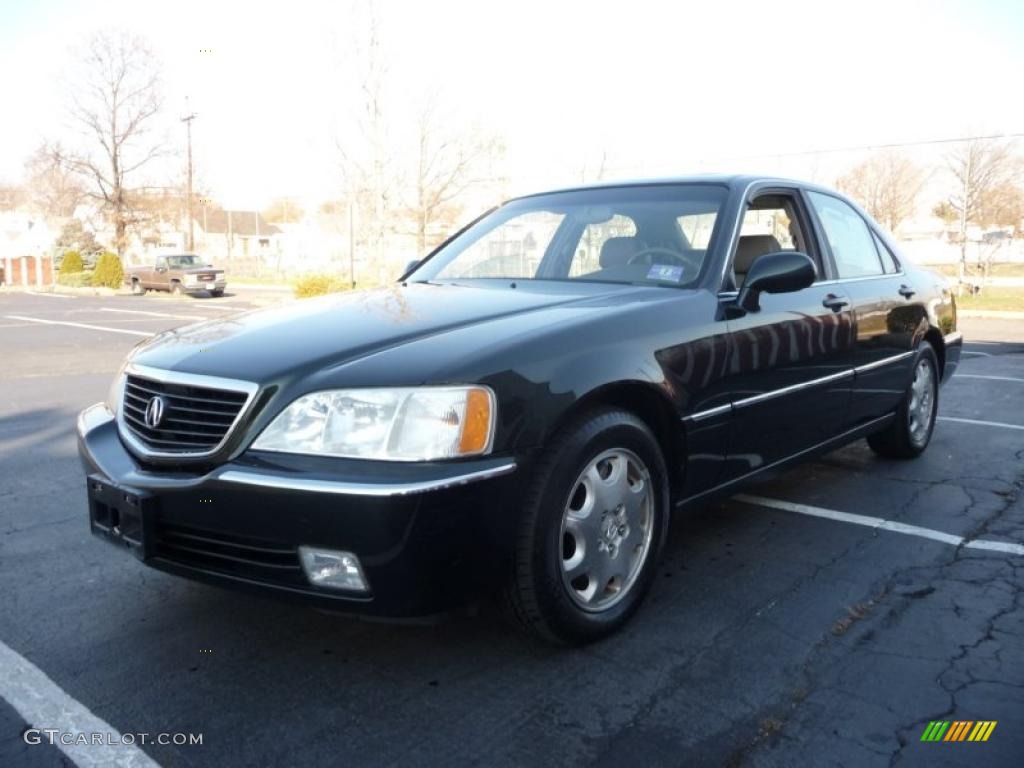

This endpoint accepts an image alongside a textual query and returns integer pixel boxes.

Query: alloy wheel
[907,358,936,446]
[559,448,654,612]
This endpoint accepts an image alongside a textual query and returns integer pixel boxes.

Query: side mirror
[399,259,420,281]
[736,251,816,313]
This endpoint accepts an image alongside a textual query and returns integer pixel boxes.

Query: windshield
[409,184,727,288]
[166,255,201,268]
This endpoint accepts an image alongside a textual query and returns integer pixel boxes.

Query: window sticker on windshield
[646,264,684,282]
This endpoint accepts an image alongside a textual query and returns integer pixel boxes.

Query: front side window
[731,193,816,288]
[807,192,884,278]
[413,184,728,288]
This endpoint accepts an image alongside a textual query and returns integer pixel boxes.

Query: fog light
[298,546,369,592]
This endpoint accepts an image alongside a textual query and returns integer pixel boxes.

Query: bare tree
[974,182,1024,231]
[578,150,609,184]
[263,198,304,224]
[942,137,1024,279]
[24,143,85,218]
[836,151,924,233]
[0,184,25,211]
[65,30,164,258]
[408,97,501,254]
[336,2,394,283]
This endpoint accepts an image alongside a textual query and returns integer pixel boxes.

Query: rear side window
[872,231,901,274]
[807,192,884,278]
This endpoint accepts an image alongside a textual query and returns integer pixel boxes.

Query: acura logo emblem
[144,396,166,428]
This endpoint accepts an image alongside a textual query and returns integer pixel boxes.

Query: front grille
[154,523,305,585]
[121,373,250,455]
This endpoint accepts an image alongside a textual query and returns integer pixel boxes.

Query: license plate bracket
[87,475,156,560]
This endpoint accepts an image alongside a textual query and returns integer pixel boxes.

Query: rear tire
[210,288,224,297]
[130,279,146,296]
[867,342,939,459]
[503,407,669,645]
[171,281,185,296]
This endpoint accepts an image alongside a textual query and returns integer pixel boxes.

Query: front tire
[867,342,939,459]
[504,407,669,645]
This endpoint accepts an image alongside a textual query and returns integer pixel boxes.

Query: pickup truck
[124,254,226,296]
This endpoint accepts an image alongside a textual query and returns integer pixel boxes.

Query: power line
[718,132,1024,162]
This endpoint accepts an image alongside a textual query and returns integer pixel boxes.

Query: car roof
[507,174,839,201]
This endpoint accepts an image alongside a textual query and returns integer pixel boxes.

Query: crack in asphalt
[726,456,1024,767]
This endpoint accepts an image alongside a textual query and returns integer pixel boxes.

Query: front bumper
[185,279,226,293]
[943,331,964,382]
[77,403,522,617]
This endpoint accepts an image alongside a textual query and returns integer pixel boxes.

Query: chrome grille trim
[117,363,259,461]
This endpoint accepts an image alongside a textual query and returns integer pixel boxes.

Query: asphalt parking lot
[1,289,1021,768]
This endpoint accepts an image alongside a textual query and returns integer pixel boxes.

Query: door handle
[822,293,848,312]
[898,284,915,298]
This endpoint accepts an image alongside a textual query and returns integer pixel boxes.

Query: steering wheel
[626,247,701,277]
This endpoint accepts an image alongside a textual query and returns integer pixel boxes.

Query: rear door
[721,188,855,479]
[805,192,917,426]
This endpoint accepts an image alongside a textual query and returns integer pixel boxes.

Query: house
[0,210,56,286]
[193,209,282,268]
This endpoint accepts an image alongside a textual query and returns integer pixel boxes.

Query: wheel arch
[544,380,686,498]
[922,325,945,377]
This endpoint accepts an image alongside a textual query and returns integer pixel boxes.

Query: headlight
[106,365,127,414]
[251,386,496,461]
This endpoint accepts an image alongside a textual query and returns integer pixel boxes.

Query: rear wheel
[210,288,224,297]
[130,279,146,295]
[171,281,185,296]
[867,342,939,459]
[504,407,669,644]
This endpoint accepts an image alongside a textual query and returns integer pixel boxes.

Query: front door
[721,190,855,480]
[805,192,917,426]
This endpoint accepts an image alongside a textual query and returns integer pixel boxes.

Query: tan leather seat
[734,234,782,285]
[599,237,642,269]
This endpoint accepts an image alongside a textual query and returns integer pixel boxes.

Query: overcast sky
[2,0,1023,209]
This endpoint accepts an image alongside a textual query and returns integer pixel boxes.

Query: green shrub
[60,250,85,273]
[293,274,352,298]
[57,270,92,287]
[91,252,124,288]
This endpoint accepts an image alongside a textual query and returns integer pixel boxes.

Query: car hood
[129,281,645,382]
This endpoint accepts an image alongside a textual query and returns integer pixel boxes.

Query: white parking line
[191,303,246,312]
[99,307,209,321]
[955,374,1024,383]
[735,495,1024,556]
[938,416,1024,432]
[961,351,992,357]
[5,315,152,337]
[0,639,161,767]
[24,291,74,299]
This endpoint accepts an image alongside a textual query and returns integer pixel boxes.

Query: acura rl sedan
[77,175,962,644]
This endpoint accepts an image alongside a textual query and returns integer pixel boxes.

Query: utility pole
[958,142,972,285]
[181,103,197,252]
[348,198,356,288]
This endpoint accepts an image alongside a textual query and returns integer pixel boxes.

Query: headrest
[599,237,640,269]
[734,234,782,275]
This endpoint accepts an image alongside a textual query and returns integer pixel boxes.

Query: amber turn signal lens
[459,388,493,455]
